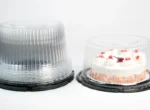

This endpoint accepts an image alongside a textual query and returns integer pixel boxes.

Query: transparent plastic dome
[0,21,74,91]
[77,35,150,92]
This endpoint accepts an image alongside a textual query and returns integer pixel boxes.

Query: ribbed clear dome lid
[77,35,150,93]
[88,35,148,49]
[0,20,59,28]
[0,21,73,91]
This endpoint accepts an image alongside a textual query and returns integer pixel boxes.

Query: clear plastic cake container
[77,35,150,93]
[0,21,74,91]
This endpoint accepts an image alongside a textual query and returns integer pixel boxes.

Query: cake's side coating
[89,69,147,85]
[90,49,148,85]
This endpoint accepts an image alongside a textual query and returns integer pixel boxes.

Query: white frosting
[108,49,118,56]
[93,57,105,65]
[119,58,134,67]
[91,49,147,77]
[92,63,145,77]
[133,52,146,64]
[118,49,131,58]
[104,58,118,67]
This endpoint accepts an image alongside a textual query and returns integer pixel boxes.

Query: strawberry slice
[108,55,113,59]
[134,50,139,53]
[99,55,104,58]
[121,49,128,52]
[117,58,124,62]
[101,52,105,54]
[125,57,131,61]
[136,55,140,60]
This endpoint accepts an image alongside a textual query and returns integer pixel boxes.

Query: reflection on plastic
[0,21,72,84]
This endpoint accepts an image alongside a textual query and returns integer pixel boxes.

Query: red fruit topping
[121,49,128,52]
[117,58,124,62]
[136,55,140,60]
[108,55,113,59]
[134,50,139,53]
[125,57,131,61]
[99,55,104,58]
[101,52,105,54]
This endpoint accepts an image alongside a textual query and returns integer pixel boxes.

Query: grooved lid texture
[0,21,72,84]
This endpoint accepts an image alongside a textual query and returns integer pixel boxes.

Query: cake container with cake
[0,21,74,91]
[77,35,150,93]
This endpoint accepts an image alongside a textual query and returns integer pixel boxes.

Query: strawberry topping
[99,55,104,58]
[125,57,131,61]
[134,50,139,53]
[117,58,124,62]
[101,52,105,54]
[108,55,113,59]
[136,55,140,60]
[120,49,128,52]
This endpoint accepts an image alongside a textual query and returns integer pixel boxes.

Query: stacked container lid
[0,21,74,91]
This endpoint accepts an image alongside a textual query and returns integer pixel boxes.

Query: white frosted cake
[89,49,148,85]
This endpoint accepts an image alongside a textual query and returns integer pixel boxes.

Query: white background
[0,0,150,110]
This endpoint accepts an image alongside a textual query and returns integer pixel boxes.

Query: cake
[89,49,148,85]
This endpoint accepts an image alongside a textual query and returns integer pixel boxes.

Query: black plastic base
[0,71,74,91]
[77,70,150,93]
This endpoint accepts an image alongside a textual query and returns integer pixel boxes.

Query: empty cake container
[0,21,74,91]
[77,35,150,93]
